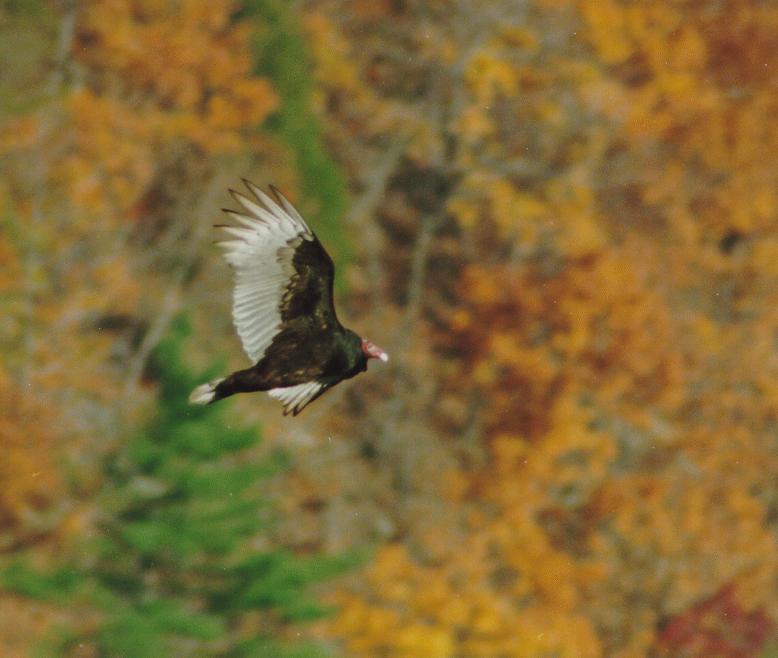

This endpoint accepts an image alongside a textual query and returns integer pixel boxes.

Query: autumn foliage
[299,1,778,656]
[2,0,778,657]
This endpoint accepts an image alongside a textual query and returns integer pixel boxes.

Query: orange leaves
[0,0,286,562]
[465,48,521,104]
[304,11,378,129]
[455,105,495,144]
[327,545,455,658]
[591,470,778,639]
[579,0,634,65]
[61,88,156,214]
[328,536,603,657]
[484,179,549,241]
[580,0,778,247]
[451,251,681,437]
[0,369,64,547]
[305,12,360,91]
[281,1,778,656]
[74,0,278,155]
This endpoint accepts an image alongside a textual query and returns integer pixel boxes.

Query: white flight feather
[267,381,323,415]
[218,184,314,363]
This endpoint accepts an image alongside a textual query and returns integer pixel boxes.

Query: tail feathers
[189,378,225,405]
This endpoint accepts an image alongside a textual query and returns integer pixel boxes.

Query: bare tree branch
[46,0,78,95]
[345,135,412,301]
[122,169,238,397]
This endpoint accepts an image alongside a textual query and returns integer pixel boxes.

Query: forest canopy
[1,1,778,657]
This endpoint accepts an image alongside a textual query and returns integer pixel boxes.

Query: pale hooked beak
[362,339,389,363]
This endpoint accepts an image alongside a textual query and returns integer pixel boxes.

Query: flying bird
[189,180,388,415]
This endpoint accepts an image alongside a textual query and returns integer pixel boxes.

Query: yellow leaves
[202,77,278,151]
[0,115,39,152]
[465,49,520,103]
[455,105,494,142]
[580,0,633,65]
[309,1,778,656]
[489,179,547,238]
[692,315,721,353]
[579,76,629,122]
[751,185,778,225]
[460,265,503,306]
[532,551,580,608]
[304,12,364,96]
[512,192,547,224]
[673,26,707,70]
[548,177,606,257]
[57,504,97,545]
[370,543,414,583]
[393,626,452,658]
[91,258,140,314]
[457,173,609,259]
[0,1,291,574]
[62,88,156,214]
[232,77,280,124]
[73,1,278,158]
[593,461,778,624]
[329,535,604,658]
[327,544,456,658]
[436,592,470,628]
[509,607,602,658]
[492,434,530,475]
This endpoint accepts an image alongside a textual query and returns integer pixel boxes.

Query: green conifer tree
[240,0,351,286]
[2,317,347,657]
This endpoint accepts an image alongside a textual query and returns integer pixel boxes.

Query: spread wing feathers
[216,181,316,363]
[268,381,326,416]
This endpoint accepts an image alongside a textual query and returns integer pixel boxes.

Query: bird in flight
[189,180,388,415]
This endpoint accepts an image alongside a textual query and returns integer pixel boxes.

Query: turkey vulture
[189,180,388,415]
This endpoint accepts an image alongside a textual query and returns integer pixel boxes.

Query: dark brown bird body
[189,181,386,415]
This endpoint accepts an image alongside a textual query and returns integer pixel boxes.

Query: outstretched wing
[216,180,338,364]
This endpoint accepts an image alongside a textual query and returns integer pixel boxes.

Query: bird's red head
[361,339,389,363]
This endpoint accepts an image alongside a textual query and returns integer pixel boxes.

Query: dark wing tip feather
[268,184,284,203]
[222,207,269,224]
[241,178,268,202]
[228,187,251,205]
[240,178,254,198]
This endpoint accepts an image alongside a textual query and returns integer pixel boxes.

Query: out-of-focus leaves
[3,0,778,656]
[300,1,778,656]
[2,319,348,657]
[241,0,351,285]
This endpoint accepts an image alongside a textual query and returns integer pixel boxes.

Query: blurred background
[2,0,778,656]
